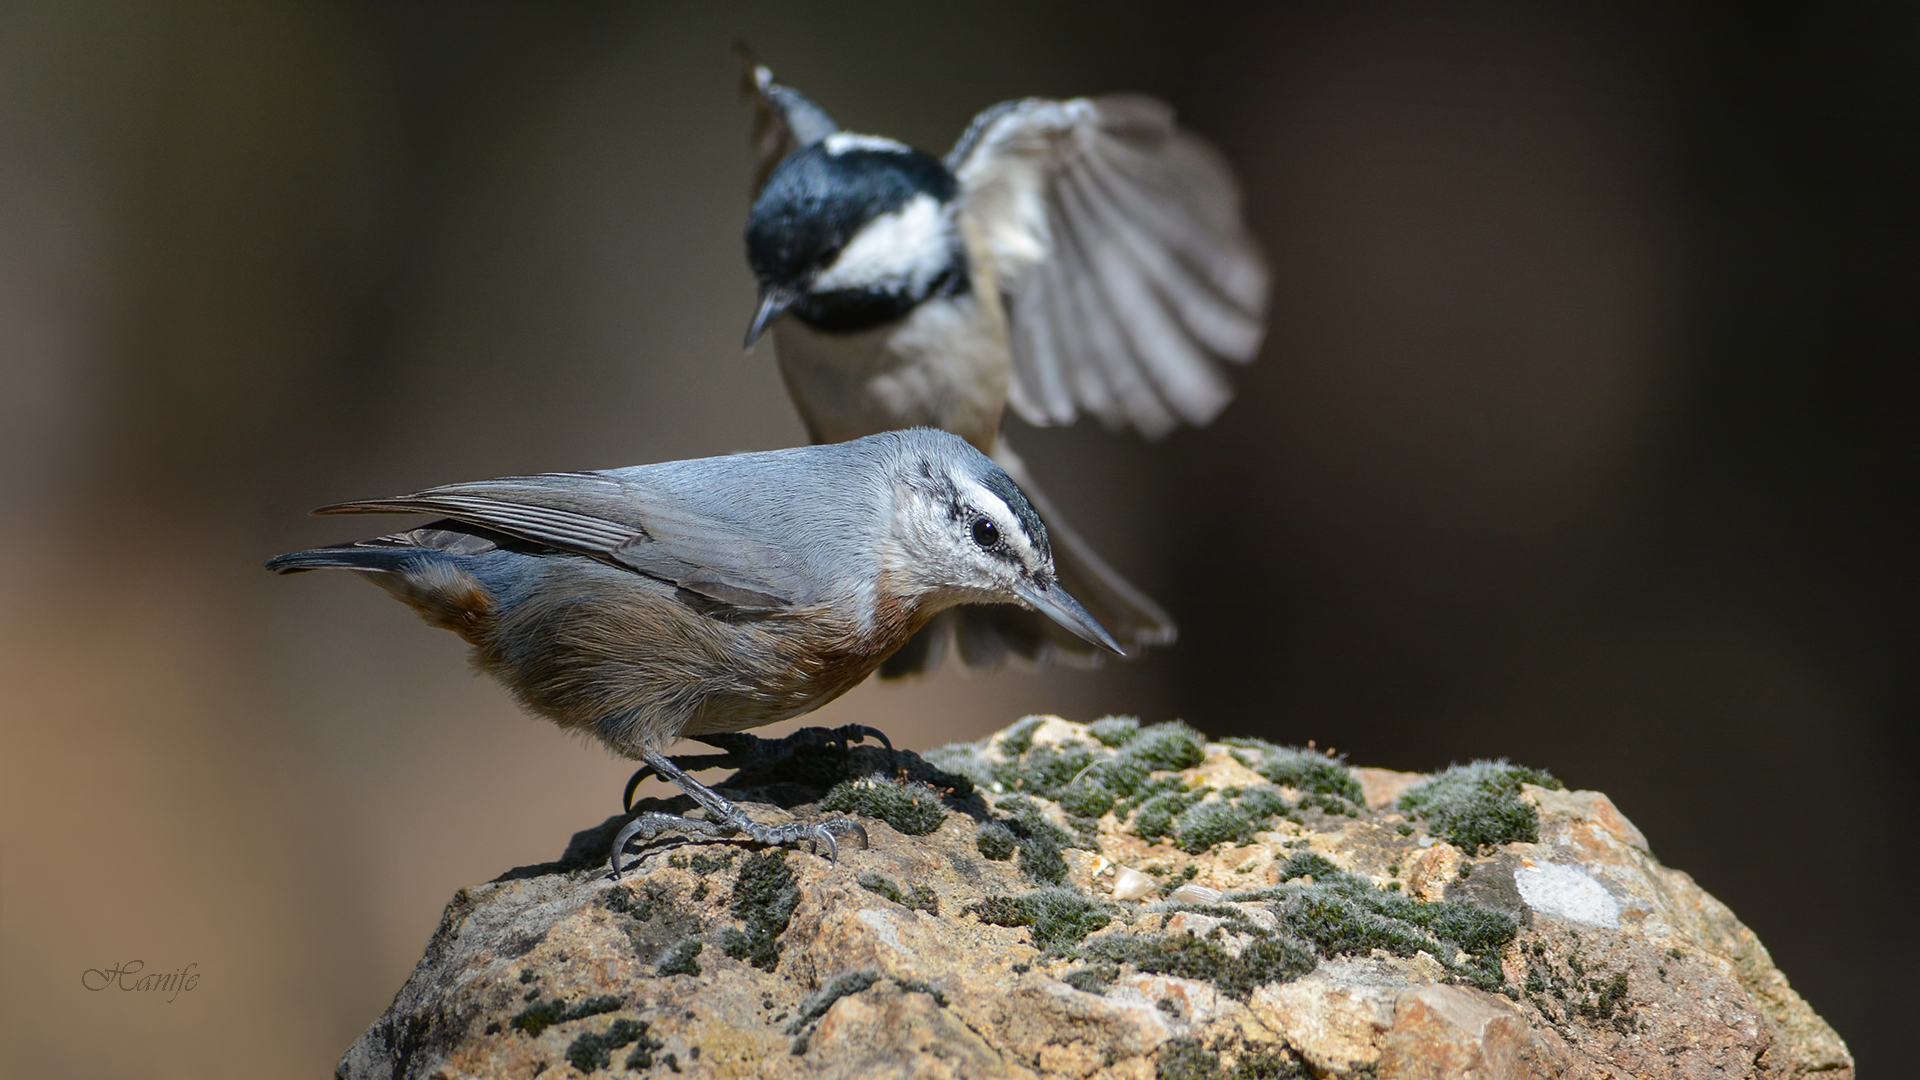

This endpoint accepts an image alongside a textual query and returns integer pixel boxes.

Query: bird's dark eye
[971,518,1000,549]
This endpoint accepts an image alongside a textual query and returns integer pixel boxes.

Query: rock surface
[340,717,1852,1080]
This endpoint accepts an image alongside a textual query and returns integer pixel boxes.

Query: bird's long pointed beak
[1016,579,1125,657]
[745,287,795,349]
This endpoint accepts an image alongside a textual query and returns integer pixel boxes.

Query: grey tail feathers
[879,445,1176,677]
[266,544,425,575]
[267,540,495,644]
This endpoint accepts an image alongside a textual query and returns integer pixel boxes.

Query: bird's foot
[609,749,870,875]
[607,810,868,876]
[620,724,895,811]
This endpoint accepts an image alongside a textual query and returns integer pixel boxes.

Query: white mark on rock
[1513,863,1621,928]
[857,908,915,958]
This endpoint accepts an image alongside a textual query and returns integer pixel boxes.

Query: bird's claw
[821,724,893,752]
[618,725,895,812]
[807,817,871,863]
[608,812,869,875]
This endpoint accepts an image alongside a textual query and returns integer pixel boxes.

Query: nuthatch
[736,50,1269,673]
[268,429,1118,869]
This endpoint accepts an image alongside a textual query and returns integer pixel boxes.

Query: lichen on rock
[337,716,1854,1080]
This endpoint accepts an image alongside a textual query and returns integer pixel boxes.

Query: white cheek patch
[812,193,954,296]
[824,131,911,156]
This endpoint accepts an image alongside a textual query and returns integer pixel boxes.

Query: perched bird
[738,51,1268,674]
[268,429,1118,869]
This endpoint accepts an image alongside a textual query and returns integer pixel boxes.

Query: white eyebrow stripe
[958,479,1039,563]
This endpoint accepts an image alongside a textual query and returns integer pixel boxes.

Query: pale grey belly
[771,295,1010,452]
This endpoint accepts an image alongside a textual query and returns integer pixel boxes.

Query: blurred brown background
[1,2,1912,1075]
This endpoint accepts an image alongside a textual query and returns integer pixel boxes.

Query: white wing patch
[812,193,956,296]
[824,131,911,156]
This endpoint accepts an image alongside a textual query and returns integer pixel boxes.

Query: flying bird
[738,49,1268,674]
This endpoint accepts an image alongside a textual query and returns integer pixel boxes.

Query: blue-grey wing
[315,472,807,611]
[949,96,1269,438]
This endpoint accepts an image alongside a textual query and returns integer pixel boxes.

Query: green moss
[1122,722,1209,772]
[1235,865,1520,990]
[1134,780,1303,853]
[656,938,702,977]
[922,743,997,790]
[687,851,736,875]
[820,777,948,836]
[1223,739,1365,813]
[975,820,1016,860]
[787,970,880,1034]
[565,1018,653,1073]
[1061,722,1209,808]
[1276,851,1340,881]
[1174,799,1255,853]
[1017,742,1099,792]
[1237,786,1289,821]
[1082,933,1315,999]
[999,715,1048,756]
[969,888,1112,953]
[1154,864,1201,899]
[973,736,1116,817]
[1156,1038,1219,1080]
[784,970,949,1036]
[890,975,949,1007]
[1225,1045,1306,1079]
[1020,840,1069,884]
[999,797,1076,884]
[1088,716,1141,747]
[964,733,1105,806]
[1171,786,1293,854]
[621,1021,670,1070]
[1397,760,1564,854]
[510,995,623,1038]
[1055,779,1118,819]
[856,871,938,915]
[1063,962,1119,994]
[1155,1037,1296,1080]
[722,851,799,972]
[931,720,1209,831]
[1281,890,1445,958]
[1582,970,1630,1022]
[603,884,668,922]
[1131,787,1207,844]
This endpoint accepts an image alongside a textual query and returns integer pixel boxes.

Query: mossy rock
[1397,760,1563,855]
[719,851,799,972]
[820,776,949,836]
[969,887,1112,953]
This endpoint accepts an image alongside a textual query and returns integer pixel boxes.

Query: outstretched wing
[316,472,805,611]
[949,96,1269,438]
[736,45,839,196]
